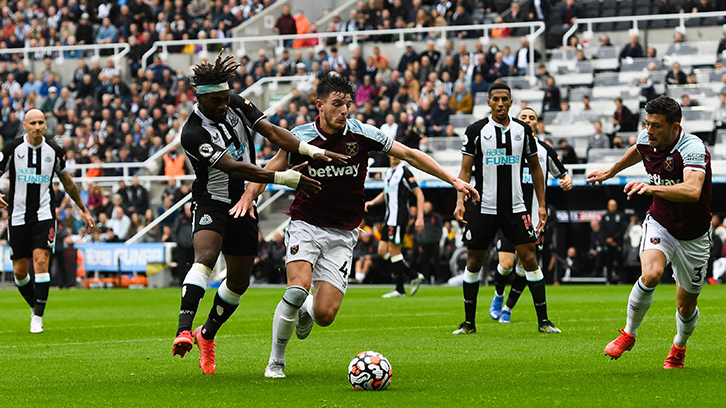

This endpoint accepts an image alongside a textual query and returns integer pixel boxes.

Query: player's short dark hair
[645,95,682,125]
[487,81,511,98]
[316,72,355,101]
[520,106,538,118]
[190,51,240,87]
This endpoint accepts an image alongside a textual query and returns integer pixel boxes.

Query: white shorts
[285,220,358,294]
[640,214,711,294]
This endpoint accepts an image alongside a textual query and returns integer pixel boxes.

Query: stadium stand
[1,0,726,285]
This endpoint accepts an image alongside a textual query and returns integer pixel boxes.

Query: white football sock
[302,293,316,324]
[674,307,699,348]
[624,277,655,337]
[269,286,308,363]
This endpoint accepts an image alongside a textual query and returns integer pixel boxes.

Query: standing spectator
[96,17,118,45]
[274,5,297,47]
[412,202,443,283]
[163,145,186,177]
[542,76,561,112]
[712,91,726,143]
[513,36,542,76]
[601,199,627,284]
[171,203,194,285]
[588,220,605,277]
[450,5,473,38]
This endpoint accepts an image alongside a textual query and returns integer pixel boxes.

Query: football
[347,351,392,391]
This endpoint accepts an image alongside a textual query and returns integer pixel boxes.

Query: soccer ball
[347,351,392,391]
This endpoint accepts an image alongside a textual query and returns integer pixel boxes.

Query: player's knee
[13,270,28,280]
[640,264,663,286]
[466,258,484,272]
[677,303,696,319]
[519,253,537,270]
[226,280,249,295]
[313,306,338,327]
[194,249,218,268]
[499,259,514,271]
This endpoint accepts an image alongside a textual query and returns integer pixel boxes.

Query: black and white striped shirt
[462,116,537,215]
[383,163,419,227]
[0,135,68,226]
[180,93,265,205]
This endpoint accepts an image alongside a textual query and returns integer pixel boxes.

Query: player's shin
[391,254,405,294]
[495,264,512,297]
[525,268,548,323]
[463,269,480,324]
[15,274,35,309]
[201,280,242,340]
[504,267,528,311]
[674,307,699,348]
[33,273,51,317]
[624,277,655,337]
[177,263,213,335]
[270,286,308,362]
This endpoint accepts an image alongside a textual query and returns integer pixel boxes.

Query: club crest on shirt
[664,156,674,172]
[650,237,661,244]
[290,244,299,255]
[345,142,359,156]
[513,132,522,141]
[227,112,239,127]
[44,154,52,163]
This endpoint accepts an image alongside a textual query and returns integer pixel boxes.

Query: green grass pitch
[2,284,726,407]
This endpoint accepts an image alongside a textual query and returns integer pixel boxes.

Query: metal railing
[0,42,132,63]
[142,21,547,79]
[563,11,726,48]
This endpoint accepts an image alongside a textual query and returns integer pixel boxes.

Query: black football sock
[505,272,528,310]
[33,273,51,317]
[15,275,35,309]
[391,255,405,294]
[177,263,213,335]
[201,280,241,340]
[528,280,549,323]
[462,268,480,324]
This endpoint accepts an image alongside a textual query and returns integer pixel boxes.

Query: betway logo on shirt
[307,163,360,178]
[17,167,50,184]
[649,173,681,186]
[485,148,520,166]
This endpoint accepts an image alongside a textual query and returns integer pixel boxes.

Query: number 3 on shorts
[692,266,704,284]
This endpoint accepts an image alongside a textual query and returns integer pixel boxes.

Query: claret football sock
[15,274,35,309]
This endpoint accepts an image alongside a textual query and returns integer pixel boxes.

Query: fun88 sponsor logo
[484,149,520,166]
[17,168,51,184]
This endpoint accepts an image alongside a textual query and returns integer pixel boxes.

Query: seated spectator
[636,76,658,108]
[619,32,645,63]
[355,75,376,108]
[681,92,698,108]
[429,94,453,136]
[613,98,639,133]
[665,61,687,85]
[485,52,509,84]
[449,82,473,114]
[667,30,698,55]
[553,101,577,125]
[449,5,473,38]
[588,121,610,150]
[542,76,561,112]
[107,206,131,241]
[380,114,399,140]
[558,139,578,164]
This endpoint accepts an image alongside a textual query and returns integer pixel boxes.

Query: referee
[0,109,94,333]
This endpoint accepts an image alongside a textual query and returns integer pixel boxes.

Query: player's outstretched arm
[254,120,349,165]
[454,155,475,224]
[586,145,642,186]
[364,191,385,212]
[387,141,479,202]
[229,150,291,219]
[58,173,95,232]
[624,168,705,202]
[216,152,320,196]
[413,188,425,233]
[527,154,548,234]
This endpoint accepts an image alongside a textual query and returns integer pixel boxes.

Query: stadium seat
[614,1,634,31]
[584,0,601,18]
